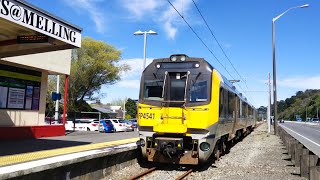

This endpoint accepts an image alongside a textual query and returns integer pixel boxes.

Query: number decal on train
[139,113,155,119]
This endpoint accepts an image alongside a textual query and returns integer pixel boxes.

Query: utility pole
[317,107,318,119]
[123,99,126,119]
[267,72,271,133]
[54,75,60,121]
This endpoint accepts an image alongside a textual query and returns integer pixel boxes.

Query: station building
[0,0,82,139]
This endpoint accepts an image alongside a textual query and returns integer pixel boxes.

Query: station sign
[0,0,81,47]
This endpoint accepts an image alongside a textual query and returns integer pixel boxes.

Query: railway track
[127,167,193,180]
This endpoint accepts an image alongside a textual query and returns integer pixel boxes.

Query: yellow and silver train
[138,54,257,165]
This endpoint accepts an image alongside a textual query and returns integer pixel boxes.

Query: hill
[277,89,320,120]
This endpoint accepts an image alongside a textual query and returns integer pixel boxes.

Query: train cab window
[143,80,164,101]
[189,81,208,102]
[169,73,187,101]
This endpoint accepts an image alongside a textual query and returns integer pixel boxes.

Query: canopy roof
[0,0,82,58]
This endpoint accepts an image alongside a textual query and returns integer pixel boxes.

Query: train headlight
[195,63,200,68]
[180,55,186,61]
[171,56,177,61]
[200,142,210,151]
[156,64,161,68]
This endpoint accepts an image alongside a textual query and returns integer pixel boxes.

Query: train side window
[219,88,226,118]
[244,102,248,118]
[248,106,252,120]
[239,100,245,118]
[228,91,235,118]
[238,99,242,118]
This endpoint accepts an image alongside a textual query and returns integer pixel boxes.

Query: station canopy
[0,0,82,58]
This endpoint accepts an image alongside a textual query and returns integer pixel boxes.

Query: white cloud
[278,76,320,89]
[117,80,141,89]
[121,0,193,39]
[63,0,105,33]
[118,58,153,79]
[121,0,161,19]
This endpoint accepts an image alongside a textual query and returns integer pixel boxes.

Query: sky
[26,0,320,108]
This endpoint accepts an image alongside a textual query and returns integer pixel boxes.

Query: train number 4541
[138,113,155,119]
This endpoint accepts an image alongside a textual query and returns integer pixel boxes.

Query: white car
[65,119,99,131]
[123,120,134,131]
[110,119,127,132]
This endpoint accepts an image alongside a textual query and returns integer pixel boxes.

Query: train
[137,54,257,165]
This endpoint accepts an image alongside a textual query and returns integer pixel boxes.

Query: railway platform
[0,131,139,179]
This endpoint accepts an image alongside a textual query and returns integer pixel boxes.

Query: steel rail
[127,167,157,180]
[175,169,193,180]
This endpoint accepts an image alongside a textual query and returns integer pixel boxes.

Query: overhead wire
[191,0,249,89]
[166,0,237,81]
[167,0,255,104]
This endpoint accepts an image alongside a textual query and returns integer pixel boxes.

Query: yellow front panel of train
[138,70,221,133]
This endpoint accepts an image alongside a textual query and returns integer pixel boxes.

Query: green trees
[47,37,129,113]
[125,98,137,119]
[278,89,320,120]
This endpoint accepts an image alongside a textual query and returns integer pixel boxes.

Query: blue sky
[27,0,320,108]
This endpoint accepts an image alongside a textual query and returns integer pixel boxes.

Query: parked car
[109,119,127,132]
[310,118,319,122]
[123,120,134,131]
[65,119,99,131]
[99,119,115,133]
[130,118,138,128]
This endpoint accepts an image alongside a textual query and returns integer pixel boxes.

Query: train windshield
[189,80,208,102]
[141,72,210,106]
[143,79,164,101]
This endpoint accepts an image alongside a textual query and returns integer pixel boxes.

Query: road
[279,121,320,157]
[0,130,139,156]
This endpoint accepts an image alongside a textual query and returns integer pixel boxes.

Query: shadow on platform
[0,139,90,156]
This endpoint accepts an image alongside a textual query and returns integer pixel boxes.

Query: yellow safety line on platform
[0,137,139,167]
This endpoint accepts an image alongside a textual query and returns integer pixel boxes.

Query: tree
[125,98,137,118]
[61,37,129,112]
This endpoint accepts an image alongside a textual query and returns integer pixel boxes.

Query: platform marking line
[281,125,320,147]
[0,142,137,175]
[0,137,139,167]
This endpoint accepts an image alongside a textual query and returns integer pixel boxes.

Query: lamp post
[272,4,309,134]
[134,30,157,69]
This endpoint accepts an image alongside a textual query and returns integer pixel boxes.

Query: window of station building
[228,91,235,118]
[0,64,41,110]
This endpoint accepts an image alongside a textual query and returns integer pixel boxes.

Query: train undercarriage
[138,126,254,165]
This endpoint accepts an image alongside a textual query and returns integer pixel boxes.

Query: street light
[134,30,157,69]
[272,4,309,134]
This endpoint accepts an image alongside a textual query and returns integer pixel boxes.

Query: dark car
[99,119,115,133]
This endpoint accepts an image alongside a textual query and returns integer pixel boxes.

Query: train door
[162,71,189,125]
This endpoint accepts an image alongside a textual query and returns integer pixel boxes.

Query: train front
[138,54,220,165]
